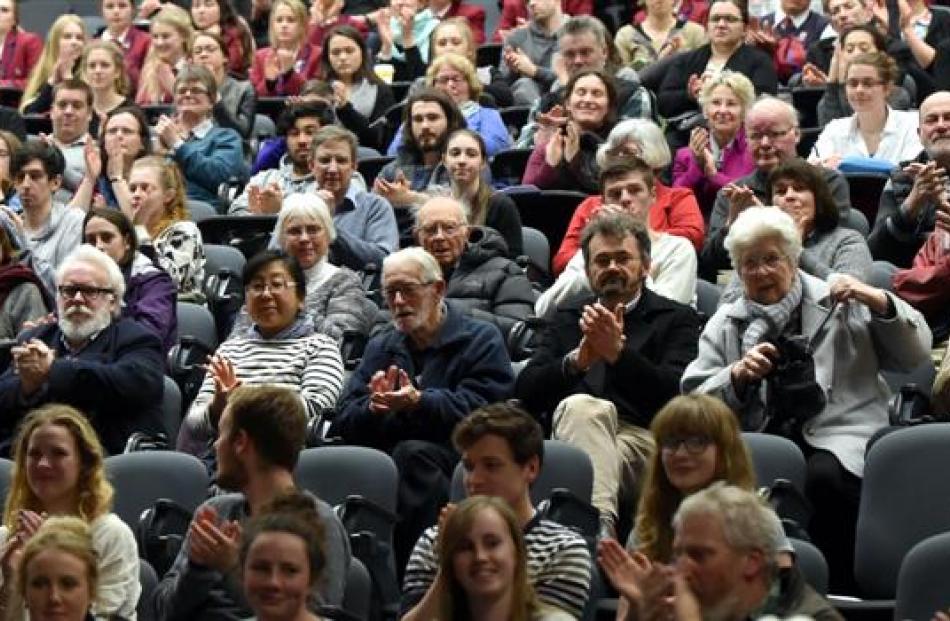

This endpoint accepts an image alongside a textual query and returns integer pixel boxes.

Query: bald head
[745,97,801,173]
[414,196,470,268]
[920,91,950,163]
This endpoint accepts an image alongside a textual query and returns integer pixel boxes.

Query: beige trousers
[553,394,656,524]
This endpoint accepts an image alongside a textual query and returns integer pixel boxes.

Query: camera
[764,334,826,437]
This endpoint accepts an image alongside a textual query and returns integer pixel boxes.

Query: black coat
[515,289,701,427]
[0,318,165,455]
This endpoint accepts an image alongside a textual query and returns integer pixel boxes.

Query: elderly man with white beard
[0,244,165,456]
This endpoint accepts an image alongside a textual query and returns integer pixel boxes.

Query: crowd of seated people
[4,0,950,616]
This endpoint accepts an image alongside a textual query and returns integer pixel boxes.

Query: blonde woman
[0,405,140,620]
[19,15,87,114]
[387,53,510,156]
[78,41,133,137]
[136,4,193,105]
[250,0,320,96]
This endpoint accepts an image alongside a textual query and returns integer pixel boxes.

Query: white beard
[59,305,113,344]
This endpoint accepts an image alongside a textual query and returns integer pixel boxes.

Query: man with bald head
[869,92,950,267]
[699,96,852,280]
[413,196,535,345]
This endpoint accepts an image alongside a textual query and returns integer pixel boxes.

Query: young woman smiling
[250,0,320,96]
[136,4,194,105]
[77,41,134,137]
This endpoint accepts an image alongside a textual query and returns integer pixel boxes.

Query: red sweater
[0,30,42,90]
[551,184,706,275]
[250,43,321,96]
[893,231,950,325]
[443,1,487,45]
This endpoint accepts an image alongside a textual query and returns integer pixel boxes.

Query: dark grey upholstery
[895,531,950,621]
[162,376,182,448]
[294,446,398,512]
[174,301,218,349]
[0,458,11,508]
[203,244,247,281]
[742,432,807,492]
[449,439,594,504]
[137,559,159,621]
[339,558,372,621]
[790,537,829,596]
[105,452,210,529]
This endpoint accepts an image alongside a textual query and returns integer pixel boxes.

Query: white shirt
[810,106,923,165]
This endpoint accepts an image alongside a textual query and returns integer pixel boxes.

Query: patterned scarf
[738,273,803,354]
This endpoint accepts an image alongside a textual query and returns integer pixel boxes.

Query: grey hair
[673,482,781,581]
[580,211,651,267]
[746,95,800,128]
[413,194,469,229]
[174,64,218,105]
[596,119,672,170]
[383,247,444,284]
[724,206,803,269]
[699,70,756,113]
[56,245,127,317]
[277,193,337,247]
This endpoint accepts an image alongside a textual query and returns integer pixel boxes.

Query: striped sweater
[401,514,592,618]
[182,333,344,450]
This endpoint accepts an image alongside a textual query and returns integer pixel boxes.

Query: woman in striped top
[178,250,344,456]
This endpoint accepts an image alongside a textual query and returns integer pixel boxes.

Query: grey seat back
[294,446,398,512]
[105,452,210,529]
[742,432,807,492]
[895,531,950,621]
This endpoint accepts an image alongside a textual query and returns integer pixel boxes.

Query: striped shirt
[185,333,344,440]
[401,513,592,618]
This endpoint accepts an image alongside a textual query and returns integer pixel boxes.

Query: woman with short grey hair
[682,205,931,590]
[231,193,376,341]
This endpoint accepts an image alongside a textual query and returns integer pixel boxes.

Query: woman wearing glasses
[810,51,922,171]
[681,206,932,591]
[386,53,510,157]
[180,249,345,456]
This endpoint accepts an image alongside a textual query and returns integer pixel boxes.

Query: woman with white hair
[551,118,704,275]
[231,194,376,341]
[672,70,756,218]
[681,205,932,591]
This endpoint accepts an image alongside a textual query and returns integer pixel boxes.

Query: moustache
[65,304,94,317]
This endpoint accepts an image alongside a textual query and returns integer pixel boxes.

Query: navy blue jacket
[0,318,165,455]
[330,302,514,451]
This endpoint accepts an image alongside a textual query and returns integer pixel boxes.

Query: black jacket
[445,227,536,341]
[0,318,165,455]
[515,289,701,427]
[868,149,933,267]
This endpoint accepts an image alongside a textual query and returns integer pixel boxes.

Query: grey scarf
[247,313,315,340]
[738,273,803,354]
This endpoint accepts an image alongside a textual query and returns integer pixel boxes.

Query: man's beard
[216,459,249,491]
[59,305,112,344]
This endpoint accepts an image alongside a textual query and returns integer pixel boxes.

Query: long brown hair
[634,394,755,562]
[4,405,114,529]
[445,128,492,226]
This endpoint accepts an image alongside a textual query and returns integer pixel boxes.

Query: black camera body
[764,334,826,437]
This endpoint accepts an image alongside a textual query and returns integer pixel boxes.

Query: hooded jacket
[124,252,178,352]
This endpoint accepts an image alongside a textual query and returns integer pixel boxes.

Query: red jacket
[222,23,251,77]
[443,1,487,45]
[492,0,593,42]
[250,43,320,96]
[893,231,950,325]
[0,29,42,90]
[99,27,151,93]
[552,184,705,275]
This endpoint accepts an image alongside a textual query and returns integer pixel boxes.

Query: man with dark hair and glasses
[332,246,515,568]
[0,244,165,455]
[700,96,853,280]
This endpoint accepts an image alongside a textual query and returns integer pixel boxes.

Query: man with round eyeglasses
[332,246,514,568]
[0,244,164,455]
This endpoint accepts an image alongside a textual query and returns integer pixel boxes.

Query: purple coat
[672,129,755,219]
[124,254,178,352]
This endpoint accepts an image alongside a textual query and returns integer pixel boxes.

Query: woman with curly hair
[0,404,140,620]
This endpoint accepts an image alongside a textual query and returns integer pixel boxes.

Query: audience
[810,51,922,171]
[0,405,141,619]
[251,0,320,96]
[413,196,535,344]
[82,207,178,351]
[20,15,87,116]
[192,31,257,140]
[49,79,95,201]
[98,0,150,91]
[518,211,700,537]
[0,224,50,341]
[401,403,592,620]
[540,161,699,316]
[179,250,344,456]
[191,0,254,78]
[752,0,829,84]
[869,90,950,267]
[155,384,351,617]
[802,0,876,82]
[136,4,193,105]
[614,0,707,71]
[672,70,756,219]
[443,128,523,257]
[156,64,249,210]
[232,193,376,340]
[0,0,41,89]
[331,247,514,566]
[497,0,565,106]
[374,0,439,82]
[77,41,133,138]
[682,206,932,591]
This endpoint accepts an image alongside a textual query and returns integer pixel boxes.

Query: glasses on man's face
[418,221,462,237]
[382,281,432,301]
[740,252,787,273]
[176,85,209,97]
[747,127,795,143]
[57,284,114,301]
[661,435,712,455]
[845,78,884,89]
[247,279,296,296]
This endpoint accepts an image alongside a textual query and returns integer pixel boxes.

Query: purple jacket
[672,129,755,219]
[124,253,178,352]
